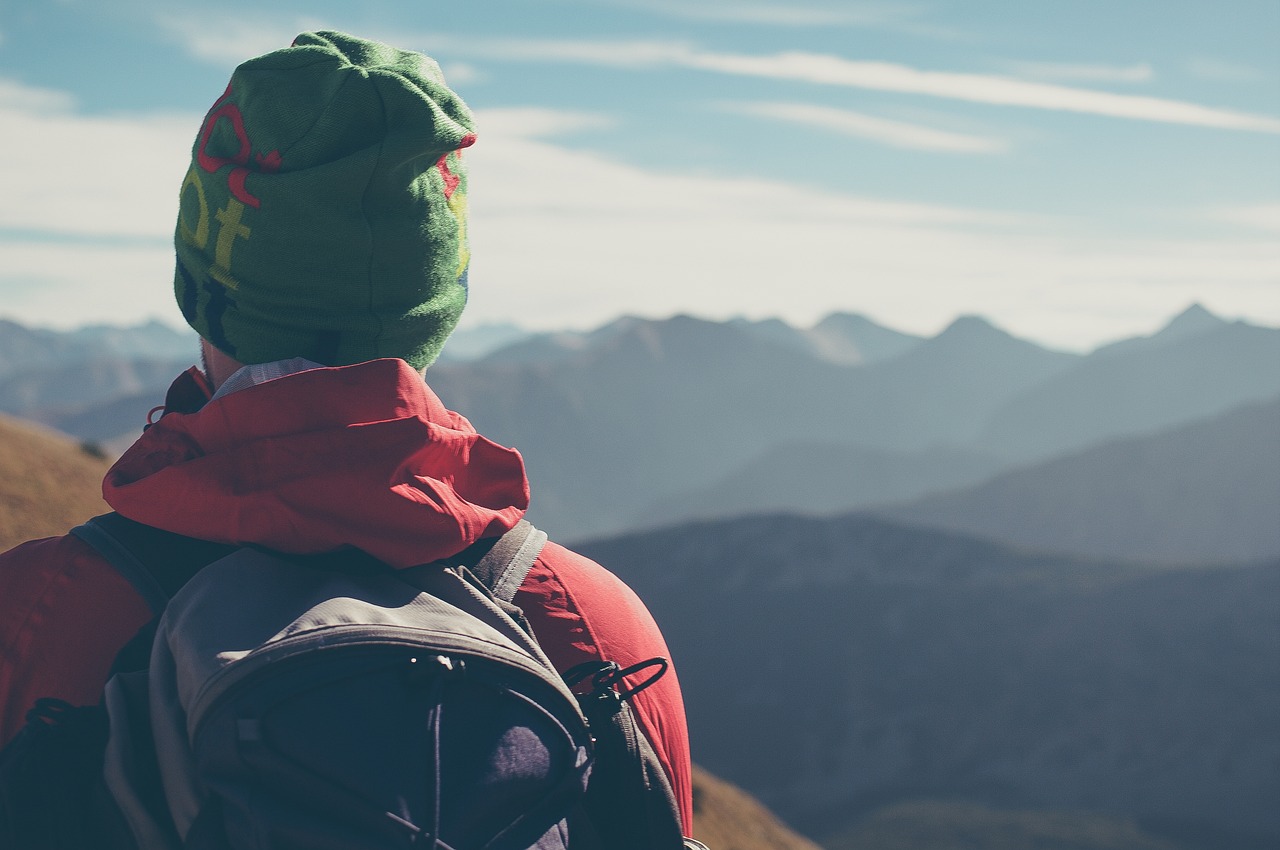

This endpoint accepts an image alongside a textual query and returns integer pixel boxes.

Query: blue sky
[1,0,1277,350]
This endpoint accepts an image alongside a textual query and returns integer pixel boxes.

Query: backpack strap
[71,512,546,612]
[70,514,237,617]
[469,520,548,604]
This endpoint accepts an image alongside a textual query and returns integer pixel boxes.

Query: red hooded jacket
[0,359,692,832]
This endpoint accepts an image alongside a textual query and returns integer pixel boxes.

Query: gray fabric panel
[102,675,183,850]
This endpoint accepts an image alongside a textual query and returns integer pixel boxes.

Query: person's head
[175,31,474,380]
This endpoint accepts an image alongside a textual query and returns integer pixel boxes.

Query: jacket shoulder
[516,538,694,834]
[0,533,151,748]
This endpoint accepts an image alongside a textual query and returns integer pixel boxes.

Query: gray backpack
[0,514,700,849]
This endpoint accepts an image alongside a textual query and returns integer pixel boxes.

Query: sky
[0,0,1277,351]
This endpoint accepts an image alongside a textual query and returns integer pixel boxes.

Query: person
[0,30,692,837]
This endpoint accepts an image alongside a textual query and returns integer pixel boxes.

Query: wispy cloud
[1186,58,1265,84]
[154,13,329,65]
[445,38,1280,133]
[0,241,180,330]
[721,101,1008,153]
[1009,61,1154,85]
[0,79,76,112]
[3,96,1276,346]
[457,108,1280,350]
[473,107,616,139]
[439,62,484,86]
[0,80,195,239]
[1210,204,1280,234]
[608,0,932,28]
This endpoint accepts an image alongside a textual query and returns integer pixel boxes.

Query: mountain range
[576,512,1280,850]
[2,304,1276,566]
[0,308,1275,850]
[428,305,1279,555]
[877,395,1280,562]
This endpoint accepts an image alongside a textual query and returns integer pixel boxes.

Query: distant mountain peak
[1157,302,1226,339]
[812,312,880,331]
[935,314,1010,343]
[807,312,924,365]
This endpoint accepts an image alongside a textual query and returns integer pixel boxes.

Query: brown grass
[692,764,824,850]
[0,414,111,550]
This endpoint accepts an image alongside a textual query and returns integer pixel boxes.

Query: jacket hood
[104,359,528,567]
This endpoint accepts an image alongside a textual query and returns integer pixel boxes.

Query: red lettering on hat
[196,86,274,209]
[435,136,475,199]
[436,152,461,199]
[255,150,283,173]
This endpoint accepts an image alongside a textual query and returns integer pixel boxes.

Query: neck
[200,339,245,391]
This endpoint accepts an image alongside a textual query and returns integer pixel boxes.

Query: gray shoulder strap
[73,511,547,611]
[70,513,237,618]
[70,515,170,616]
[470,520,548,604]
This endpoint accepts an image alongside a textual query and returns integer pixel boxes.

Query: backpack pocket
[183,644,590,850]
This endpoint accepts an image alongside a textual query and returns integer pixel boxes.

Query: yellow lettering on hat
[210,199,251,290]
[449,189,469,279]
[178,166,210,249]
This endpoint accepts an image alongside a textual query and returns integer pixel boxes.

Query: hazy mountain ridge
[429,314,876,535]
[576,512,1280,849]
[2,305,1275,564]
[639,441,1006,529]
[878,395,1280,562]
[0,319,195,449]
[430,305,1276,548]
[430,310,1077,538]
[0,319,194,378]
[975,318,1280,462]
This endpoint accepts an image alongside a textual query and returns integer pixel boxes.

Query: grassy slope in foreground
[0,414,110,550]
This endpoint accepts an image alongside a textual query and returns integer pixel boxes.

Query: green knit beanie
[174,31,475,370]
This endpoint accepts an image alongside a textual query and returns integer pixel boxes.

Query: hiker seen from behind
[0,30,703,850]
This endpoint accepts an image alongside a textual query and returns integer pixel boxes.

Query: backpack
[0,513,704,850]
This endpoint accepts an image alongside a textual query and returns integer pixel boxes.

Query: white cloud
[0,79,196,238]
[2,96,1276,350]
[1009,61,1154,84]
[611,0,922,27]
[445,38,1280,133]
[154,13,332,65]
[458,108,1280,350]
[1187,58,1265,83]
[1209,204,1280,234]
[608,0,966,38]
[0,79,76,112]
[0,241,185,330]
[440,62,483,86]
[721,101,1008,153]
[476,107,616,140]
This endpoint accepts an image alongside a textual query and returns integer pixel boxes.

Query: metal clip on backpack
[0,513,700,850]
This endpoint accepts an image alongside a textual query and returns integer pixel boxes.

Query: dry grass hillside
[691,765,823,850]
[0,414,110,550]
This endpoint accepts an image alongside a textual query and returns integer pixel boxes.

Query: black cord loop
[563,656,669,702]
